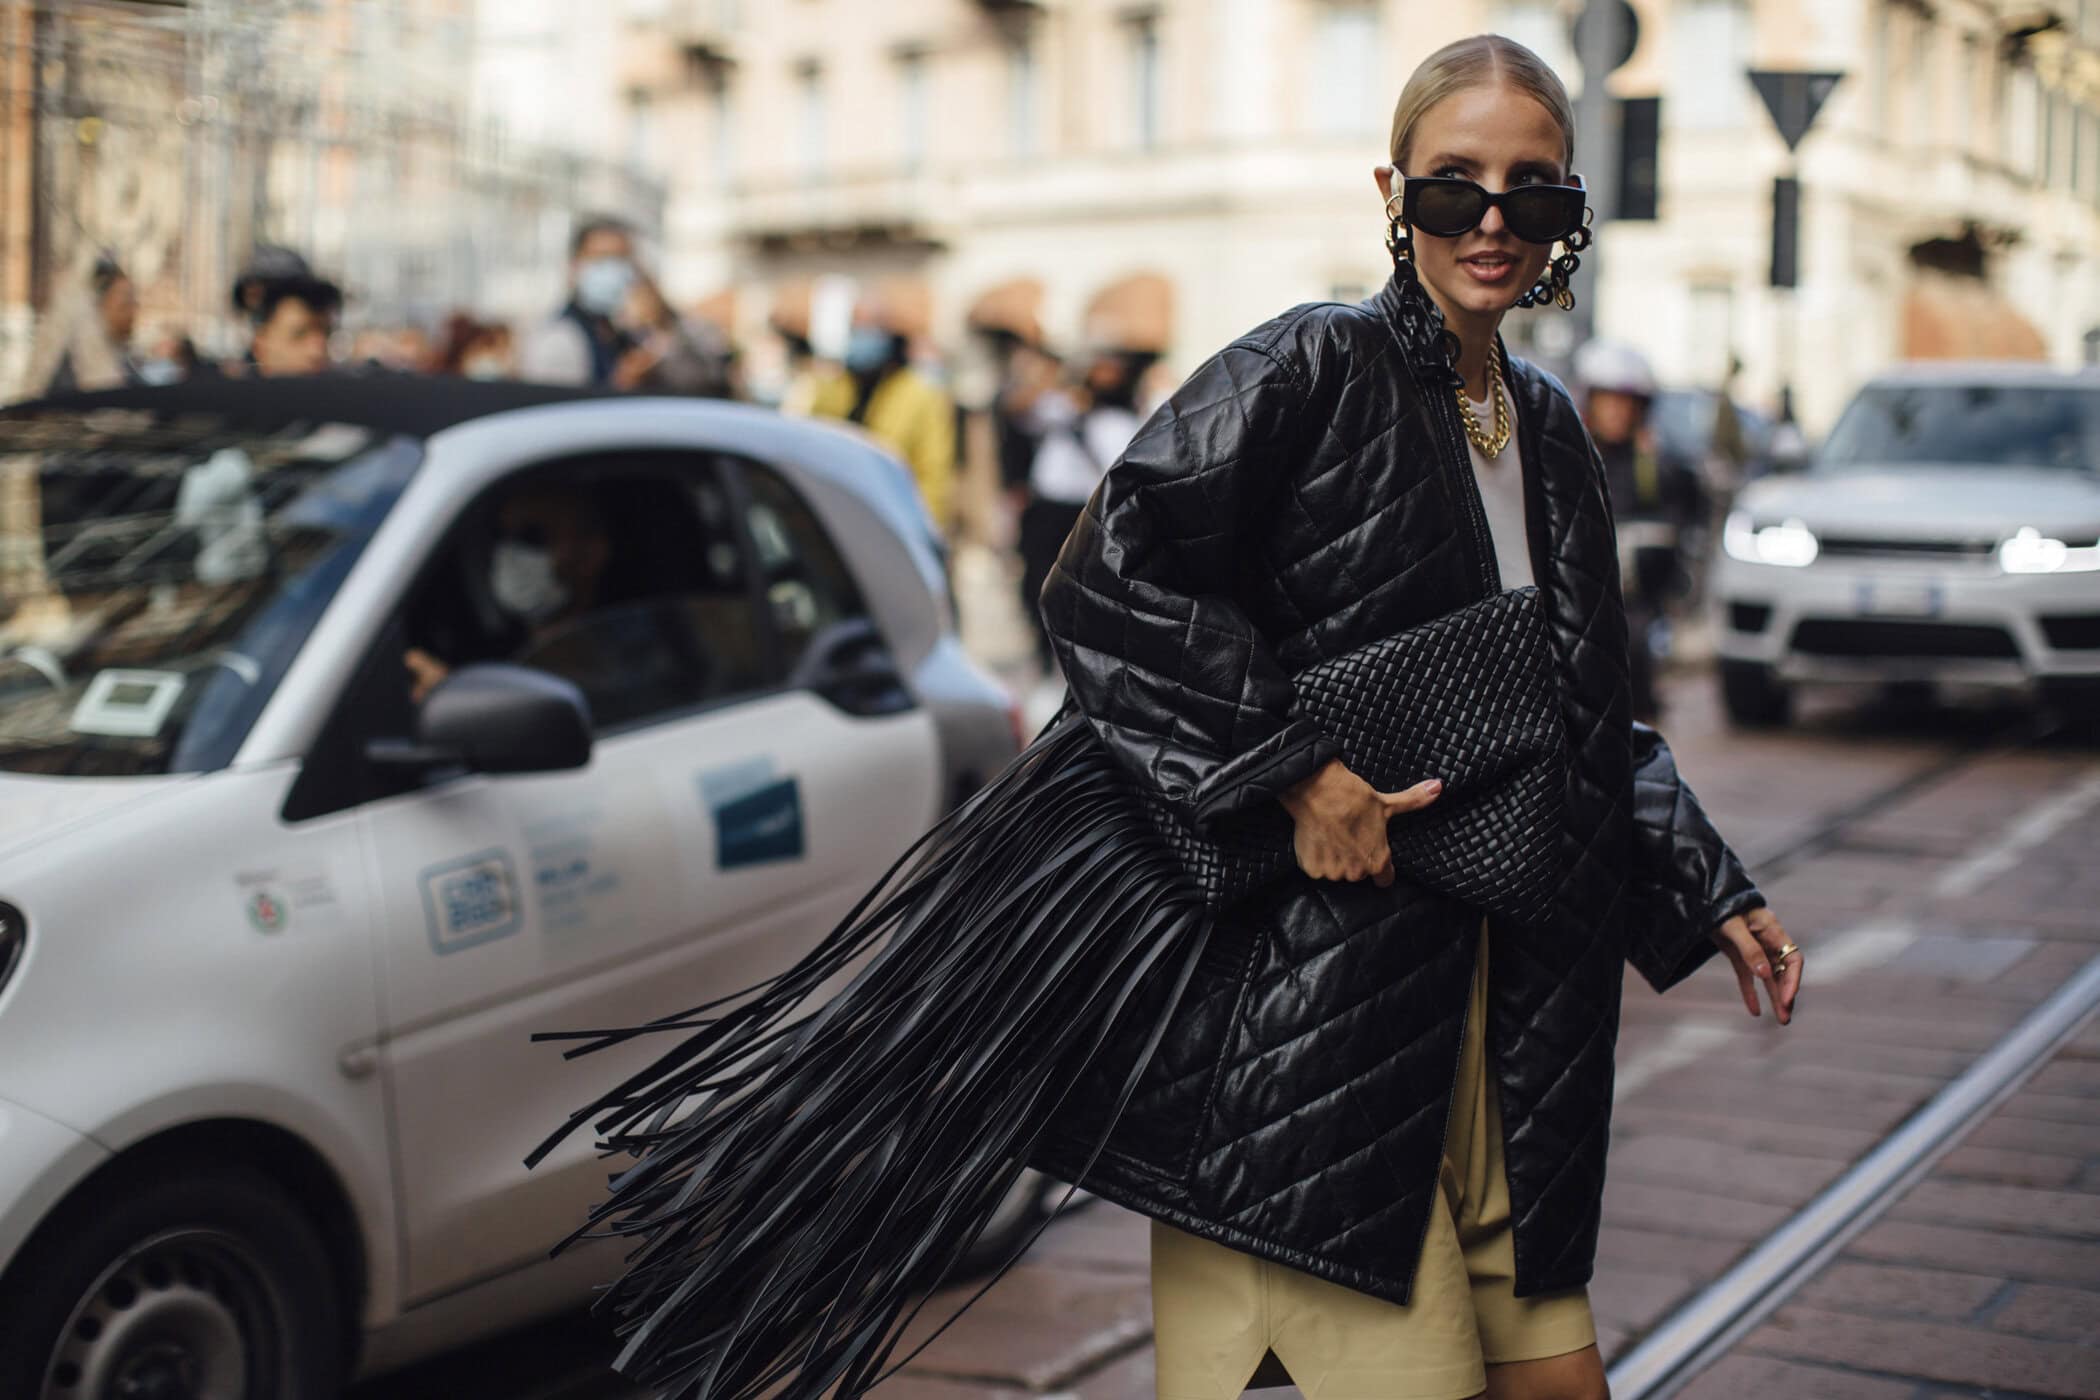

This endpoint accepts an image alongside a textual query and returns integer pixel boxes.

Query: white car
[1709,361,2100,727]
[0,374,1025,1396]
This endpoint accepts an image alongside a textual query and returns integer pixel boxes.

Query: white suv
[1709,361,2100,727]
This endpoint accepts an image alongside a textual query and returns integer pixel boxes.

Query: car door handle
[788,618,913,717]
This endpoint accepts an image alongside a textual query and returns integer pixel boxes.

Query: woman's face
[1377,83,1571,329]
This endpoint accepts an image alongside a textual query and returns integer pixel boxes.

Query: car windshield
[0,408,419,777]
[1818,383,2100,473]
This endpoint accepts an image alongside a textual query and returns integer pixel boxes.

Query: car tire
[956,1168,1064,1280]
[2041,678,2100,742]
[1719,659,1792,728]
[0,1164,346,1400]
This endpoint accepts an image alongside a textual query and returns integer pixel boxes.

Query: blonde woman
[539,33,1804,1400]
[1029,34,1804,1400]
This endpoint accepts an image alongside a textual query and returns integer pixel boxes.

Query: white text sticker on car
[419,849,524,954]
[70,669,185,738]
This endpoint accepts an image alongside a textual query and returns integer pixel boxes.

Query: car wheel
[0,1165,345,1400]
[956,1168,1064,1280]
[2041,678,2100,742]
[1719,659,1792,728]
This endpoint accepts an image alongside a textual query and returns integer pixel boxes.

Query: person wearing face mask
[403,484,612,705]
[435,312,517,381]
[516,215,662,389]
[796,305,958,534]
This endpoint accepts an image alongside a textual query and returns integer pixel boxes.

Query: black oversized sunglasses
[1396,175,1587,245]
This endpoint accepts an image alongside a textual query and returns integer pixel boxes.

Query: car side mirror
[367,663,592,775]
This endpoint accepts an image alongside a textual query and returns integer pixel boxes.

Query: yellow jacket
[801,366,958,531]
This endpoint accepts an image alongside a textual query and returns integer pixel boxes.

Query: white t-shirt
[1463,383,1534,590]
[1028,395,1140,505]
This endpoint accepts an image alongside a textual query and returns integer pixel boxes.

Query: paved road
[360,558,2100,1397]
[1678,1019,2100,1400]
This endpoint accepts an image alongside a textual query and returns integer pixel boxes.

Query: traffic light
[1616,96,1659,221]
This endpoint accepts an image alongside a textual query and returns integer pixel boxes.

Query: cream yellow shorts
[1149,916,1597,1400]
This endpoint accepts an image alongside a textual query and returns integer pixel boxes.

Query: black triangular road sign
[1748,69,1845,152]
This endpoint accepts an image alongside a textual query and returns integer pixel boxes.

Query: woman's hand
[1279,758,1444,886]
[1710,904,1801,1025]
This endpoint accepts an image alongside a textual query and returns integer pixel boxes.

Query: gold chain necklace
[1455,342,1512,460]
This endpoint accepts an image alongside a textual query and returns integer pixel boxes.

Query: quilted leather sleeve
[1039,337,1342,834]
[1624,719,1767,994]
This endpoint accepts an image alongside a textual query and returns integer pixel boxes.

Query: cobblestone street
[369,547,2100,1399]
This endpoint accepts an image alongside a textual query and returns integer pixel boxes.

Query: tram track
[1606,707,2100,1400]
[1607,948,2100,1400]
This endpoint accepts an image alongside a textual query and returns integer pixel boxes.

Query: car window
[738,462,870,673]
[1819,384,2100,472]
[0,410,418,777]
[399,460,768,736]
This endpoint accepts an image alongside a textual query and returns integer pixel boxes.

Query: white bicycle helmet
[1572,339,1658,399]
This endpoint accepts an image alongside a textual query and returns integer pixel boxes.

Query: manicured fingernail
[1754,965,1769,978]
[1427,779,1444,792]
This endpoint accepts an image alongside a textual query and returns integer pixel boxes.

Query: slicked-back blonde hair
[1388,34,1576,174]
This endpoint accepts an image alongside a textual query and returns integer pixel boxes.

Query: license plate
[1855,578,1945,616]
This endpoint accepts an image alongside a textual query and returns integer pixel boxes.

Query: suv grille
[1814,536,1997,564]
[1791,619,2020,659]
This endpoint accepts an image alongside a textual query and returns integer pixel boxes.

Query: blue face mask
[574,256,635,316]
[843,326,895,373]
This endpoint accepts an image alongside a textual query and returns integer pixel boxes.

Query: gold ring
[1773,942,1800,965]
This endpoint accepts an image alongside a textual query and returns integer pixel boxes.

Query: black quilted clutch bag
[1127,584,1570,925]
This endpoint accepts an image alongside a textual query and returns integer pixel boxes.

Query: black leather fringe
[526,706,1212,1400]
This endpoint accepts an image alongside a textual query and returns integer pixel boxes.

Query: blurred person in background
[229,244,313,328]
[622,271,737,397]
[1709,354,1752,490]
[26,252,142,395]
[227,245,341,378]
[137,329,205,386]
[994,340,1064,514]
[434,312,517,380]
[1574,339,1702,720]
[246,272,342,379]
[799,303,958,535]
[518,214,659,390]
[1017,346,1147,674]
[394,323,435,373]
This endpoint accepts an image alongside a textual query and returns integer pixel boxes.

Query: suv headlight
[1723,510,1819,567]
[1999,526,2100,574]
[0,903,21,994]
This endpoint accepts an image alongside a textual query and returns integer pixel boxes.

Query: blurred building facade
[0,0,662,394]
[608,0,2100,431]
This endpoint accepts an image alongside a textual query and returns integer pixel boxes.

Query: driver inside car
[403,483,612,705]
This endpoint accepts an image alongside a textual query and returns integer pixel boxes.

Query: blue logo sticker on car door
[698,757,806,868]
[420,849,524,954]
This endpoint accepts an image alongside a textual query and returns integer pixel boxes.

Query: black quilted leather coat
[1026,269,1766,1306]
